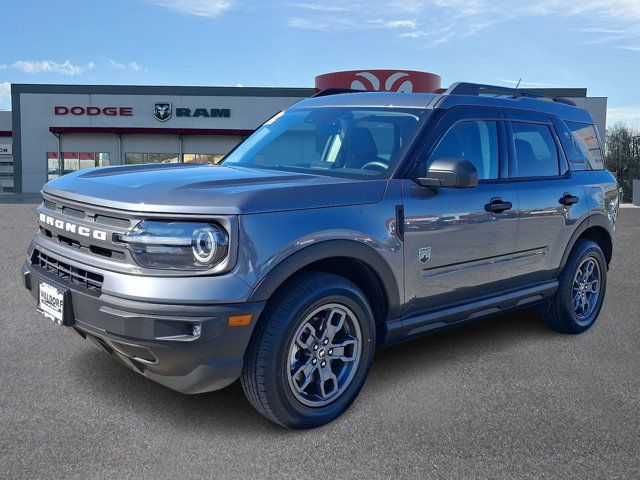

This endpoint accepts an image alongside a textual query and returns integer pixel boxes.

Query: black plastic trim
[395,205,405,240]
[557,214,613,273]
[384,280,558,344]
[248,240,402,320]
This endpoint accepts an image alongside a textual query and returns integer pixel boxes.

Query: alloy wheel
[572,256,601,323]
[286,303,362,407]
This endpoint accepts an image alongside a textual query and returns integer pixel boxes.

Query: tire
[542,239,607,334]
[241,271,376,429]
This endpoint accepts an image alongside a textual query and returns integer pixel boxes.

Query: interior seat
[339,127,386,169]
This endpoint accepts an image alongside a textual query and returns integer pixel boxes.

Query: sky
[1,0,640,127]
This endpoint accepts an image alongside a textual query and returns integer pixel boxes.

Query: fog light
[192,323,202,339]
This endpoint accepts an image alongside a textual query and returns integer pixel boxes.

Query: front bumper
[21,257,265,394]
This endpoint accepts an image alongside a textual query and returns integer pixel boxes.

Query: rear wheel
[543,239,607,334]
[241,272,376,429]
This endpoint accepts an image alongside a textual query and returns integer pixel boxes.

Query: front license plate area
[38,281,74,326]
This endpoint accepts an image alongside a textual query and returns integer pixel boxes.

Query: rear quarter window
[565,121,604,170]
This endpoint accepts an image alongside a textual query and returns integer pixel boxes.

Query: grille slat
[32,249,104,293]
[95,214,131,228]
[61,206,85,219]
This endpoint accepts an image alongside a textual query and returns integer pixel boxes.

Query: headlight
[118,221,228,271]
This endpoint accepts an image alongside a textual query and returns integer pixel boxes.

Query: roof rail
[312,88,365,98]
[444,82,576,106]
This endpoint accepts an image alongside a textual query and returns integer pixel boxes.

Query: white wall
[569,97,608,139]
[182,135,239,155]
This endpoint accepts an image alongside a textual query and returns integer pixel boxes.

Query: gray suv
[21,83,618,429]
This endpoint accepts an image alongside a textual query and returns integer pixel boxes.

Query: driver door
[402,107,518,317]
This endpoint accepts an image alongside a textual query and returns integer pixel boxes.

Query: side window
[428,120,499,180]
[511,123,560,177]
[566,121,604,170]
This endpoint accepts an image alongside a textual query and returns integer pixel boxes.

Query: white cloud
[108,59,144,71]
[287,0,640,48]
[607,106,640,127]
[286,0,503,44]
[433,0,485,17]
[579,27,626,34]
[586,35,630,45]
[0,82,10,99]
[288,3,351,12]
[146,0,234,17]
[522,0,640,22]
[379,20,417,29]
[288,16,354,30]
[0,60,93,76]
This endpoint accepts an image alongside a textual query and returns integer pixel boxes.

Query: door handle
[485,198,513,214]
[559,194,580,206]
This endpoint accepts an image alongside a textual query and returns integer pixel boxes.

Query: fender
[557,213,613,274]
[247,239,402,321]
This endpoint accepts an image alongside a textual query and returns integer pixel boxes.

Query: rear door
[505,110,589,286]
[401,106,518,317]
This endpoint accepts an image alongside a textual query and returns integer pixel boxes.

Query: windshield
[222,106,427,178]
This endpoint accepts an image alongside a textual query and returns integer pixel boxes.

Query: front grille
[61,206,85,219]
[31,249,104,293]
[95,214,131,228]
[39,197,132,262]
[42,197,131,228]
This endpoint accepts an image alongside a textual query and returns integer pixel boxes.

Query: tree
[604,122,640,203]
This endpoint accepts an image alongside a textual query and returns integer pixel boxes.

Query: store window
[47,152,110,182]
[125,153,179,165]
[183,153,226,164]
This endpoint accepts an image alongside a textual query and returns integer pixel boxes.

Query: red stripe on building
[48,127,254,136]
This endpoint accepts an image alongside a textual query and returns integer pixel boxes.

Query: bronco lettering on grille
[39,213,108,241]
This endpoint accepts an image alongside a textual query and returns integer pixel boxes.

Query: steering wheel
[360,161,389,172]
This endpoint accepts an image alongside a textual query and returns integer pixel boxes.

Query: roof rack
[444,82,576,106]
[312,88,365,98]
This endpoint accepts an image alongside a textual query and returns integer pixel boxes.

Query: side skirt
[383,280,558,345]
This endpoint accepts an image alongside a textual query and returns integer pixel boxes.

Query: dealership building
[2,70,608,193]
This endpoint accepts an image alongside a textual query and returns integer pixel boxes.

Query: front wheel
[542,239,607,334]
[241,272,376,429]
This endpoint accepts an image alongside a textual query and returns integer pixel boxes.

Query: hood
[43,163,387,215]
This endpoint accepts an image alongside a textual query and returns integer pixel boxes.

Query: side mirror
[417,157,478,188]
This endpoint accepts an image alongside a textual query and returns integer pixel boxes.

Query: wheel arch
[247,240,402,342]
[559,214,613,273]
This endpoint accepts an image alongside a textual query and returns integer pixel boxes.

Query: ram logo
[153,102,172,122]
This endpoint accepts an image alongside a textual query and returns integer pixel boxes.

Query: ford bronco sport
[22,83,618,429]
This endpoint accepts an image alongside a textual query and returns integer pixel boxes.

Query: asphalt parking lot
[1,201,639,480]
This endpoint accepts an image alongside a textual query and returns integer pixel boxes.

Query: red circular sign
[315,70,441,94]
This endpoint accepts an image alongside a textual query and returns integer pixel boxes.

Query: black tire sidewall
[261,279,375,428]
[557,240,607,332]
